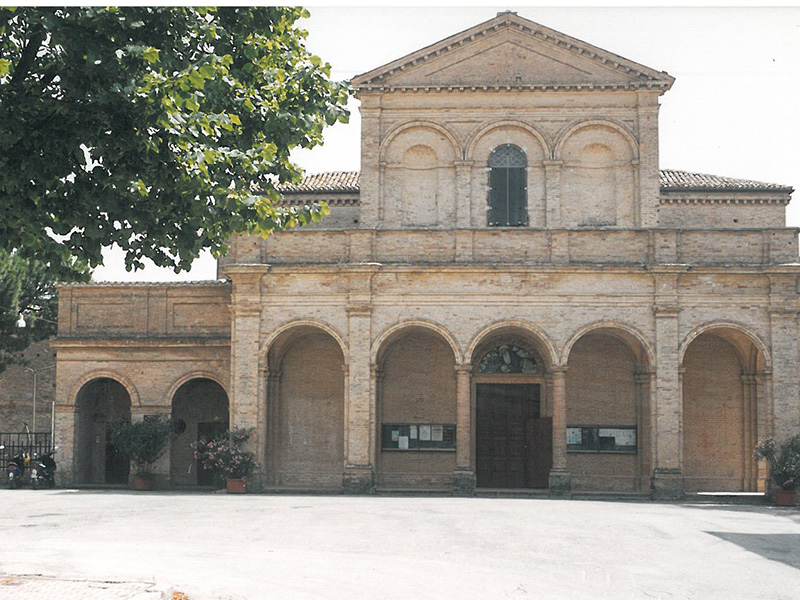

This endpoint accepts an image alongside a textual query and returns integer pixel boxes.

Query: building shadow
[708,532,800,570]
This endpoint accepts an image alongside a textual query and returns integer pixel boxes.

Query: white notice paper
[410,425,418,439]
[399,436,409,449]
[420,425,431,441]
[431,425,443,442]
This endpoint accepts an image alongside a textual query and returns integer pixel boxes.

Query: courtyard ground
[0,490,798,600]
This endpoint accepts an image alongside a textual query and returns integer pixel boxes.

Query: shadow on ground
[708,532,800,570]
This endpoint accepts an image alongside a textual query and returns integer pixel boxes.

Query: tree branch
[10,24,45,88]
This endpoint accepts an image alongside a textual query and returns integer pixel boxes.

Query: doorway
[476,383,551,488]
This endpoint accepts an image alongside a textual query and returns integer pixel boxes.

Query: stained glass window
[478,344,539,374]
[488,144,528,227]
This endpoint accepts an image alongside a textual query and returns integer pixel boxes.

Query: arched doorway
[375,326,457,490]
[267,326,345,490]
[564,329,652,492]
[682,327,766,492]
[170,378,229,487]
[472,333,551,489]
[75,378,131,484]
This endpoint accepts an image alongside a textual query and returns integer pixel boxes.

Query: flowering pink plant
[191,427,258,480]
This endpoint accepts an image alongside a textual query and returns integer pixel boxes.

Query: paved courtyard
[0,490,799,600]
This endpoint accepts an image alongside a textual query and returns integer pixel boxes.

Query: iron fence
[0,432,52,464]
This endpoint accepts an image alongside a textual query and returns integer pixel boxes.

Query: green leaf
[142,46,160,63]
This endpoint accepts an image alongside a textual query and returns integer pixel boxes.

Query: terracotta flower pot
[134,476,153,491]
[226,478,246,494]
[775,489,797,506]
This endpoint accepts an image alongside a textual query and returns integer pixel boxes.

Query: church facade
[52,13,798,498]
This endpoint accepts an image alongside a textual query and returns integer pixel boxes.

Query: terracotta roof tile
[277,171,360,193]
[660,169,793,192]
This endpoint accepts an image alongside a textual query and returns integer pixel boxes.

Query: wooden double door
[476,383,552,489]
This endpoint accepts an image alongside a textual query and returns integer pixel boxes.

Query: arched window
[478,345,538,374]
[488,144,527,227]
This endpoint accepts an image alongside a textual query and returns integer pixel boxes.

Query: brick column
[549,366,571,497]
[228,268,263,491]
[755,369,772,491]
[651,303,684,499]
[634,370,653,491]
[454,161,473,228]
[358,99,382,228]
[55,404,77,486]
[543,160,563,228]
[343,304,374,493]
[258,366,270,488]
[453,365,475,495]
[636,92,662,228]
[769,311,800,442]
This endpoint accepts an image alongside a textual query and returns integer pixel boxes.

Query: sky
[92,5,800,282]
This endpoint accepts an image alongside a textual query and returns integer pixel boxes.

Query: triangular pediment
[353,12,674,93]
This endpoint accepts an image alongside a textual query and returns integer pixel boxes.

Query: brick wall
[378,330,456,489]
[275,332,344,489]
[566,334,645,492]
[683,334,747,492]
[0,340,56,435]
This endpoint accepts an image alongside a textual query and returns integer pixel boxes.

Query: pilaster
[651,287,684,499]
[454,161,474,228]
[453,364,476,495]
[636,92,661,228]
[229,269,263,433]
[549,366,571,497]
[543,160,563,228]
[343,267,378,493]
[767,274,800,441]
[358,100,382,228]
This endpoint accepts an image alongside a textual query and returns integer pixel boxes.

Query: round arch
[379,120,462,162]
[372,319,462,366]
[163,371,229,407]
[678,320,771,370]
[553,118,639,161]
[560,320,655,368]
[261,319,349,367]
[69,370,140,408]
[466,320,559,369]
[465,120,551,162]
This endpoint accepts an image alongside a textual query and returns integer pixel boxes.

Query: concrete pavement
[0,489,799,599]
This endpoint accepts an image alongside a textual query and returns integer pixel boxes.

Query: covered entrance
[476,383,551,488]
[473,343,552,489]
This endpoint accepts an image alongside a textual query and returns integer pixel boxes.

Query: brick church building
[52,12,798,498]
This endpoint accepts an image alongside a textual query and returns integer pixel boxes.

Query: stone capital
[652,304,681,317]
[346,304,373,317]
[542,160,564,168]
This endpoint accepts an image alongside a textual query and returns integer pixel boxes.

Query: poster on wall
[420,425,431,441]
[381,424,456,450]
[567,426,636,452]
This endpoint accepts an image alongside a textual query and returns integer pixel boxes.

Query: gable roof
[277,170,792,196]
[352,11,675,94]
[661,170,793,193]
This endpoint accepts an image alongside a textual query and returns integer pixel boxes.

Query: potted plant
[108,415,173,490]
[755,435,800,506]
[191,427,258,493]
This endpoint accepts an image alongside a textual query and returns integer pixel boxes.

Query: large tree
[0,7,349,277]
